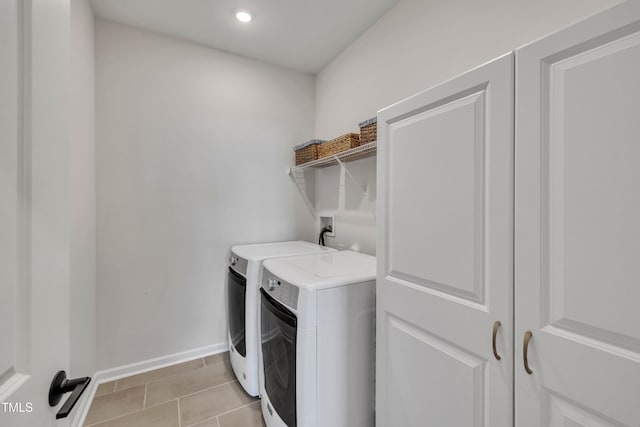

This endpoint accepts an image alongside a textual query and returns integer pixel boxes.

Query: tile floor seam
[143,383,148,408]
[185,414,216,427]
[83,405,148,427]
[83,385,147,426]
[185,414,221,427]
[148,378,240,406]
[85,400,179,427]
[203,354,229,368]
[137,358,226,390]
[115,359,208,392]
[215,400,260,418]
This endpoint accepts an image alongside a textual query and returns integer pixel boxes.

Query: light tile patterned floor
[84,352,265,427]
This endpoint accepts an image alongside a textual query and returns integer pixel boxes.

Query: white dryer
[259,250,375,427]
[227,241,334,397]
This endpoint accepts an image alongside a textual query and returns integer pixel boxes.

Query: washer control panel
[262,270,299,310]
[228,252,247,276]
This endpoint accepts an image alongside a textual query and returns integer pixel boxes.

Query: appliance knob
[267,279,277,291]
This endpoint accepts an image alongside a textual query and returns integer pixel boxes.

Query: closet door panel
[389,90,484,302]
[516,3,640,426]
[377,53,514,427]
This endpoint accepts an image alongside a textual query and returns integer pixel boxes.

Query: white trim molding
[0,373,30,403]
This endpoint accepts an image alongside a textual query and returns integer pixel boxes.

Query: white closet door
[376,53,514,427]
[0,1,72,425]
[516,3,640,426]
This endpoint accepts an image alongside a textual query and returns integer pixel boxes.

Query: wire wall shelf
[289,141,377,173]
[288,141,376,215]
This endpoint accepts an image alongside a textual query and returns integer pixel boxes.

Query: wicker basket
[318,133,360,159]
[358,117,377,144]
[294,140,323,165]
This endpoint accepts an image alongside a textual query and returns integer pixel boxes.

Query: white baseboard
[93,342,229,384]
[72,341,229,427]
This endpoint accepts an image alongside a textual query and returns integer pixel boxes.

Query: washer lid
[231,240,333,261]
[263,250,375,290]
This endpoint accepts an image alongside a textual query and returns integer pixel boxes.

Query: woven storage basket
[358,117,377,144]
[294,139,323,165]
[318,133,360,159]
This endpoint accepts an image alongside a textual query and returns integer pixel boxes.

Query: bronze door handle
[492,321,502,361]
[523,330,533,374]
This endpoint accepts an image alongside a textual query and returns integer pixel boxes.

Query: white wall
[92,0,623,370]
[95,20,315,369]
[312,0,622,255]
[70,0,96,379]
[313,157,377,255]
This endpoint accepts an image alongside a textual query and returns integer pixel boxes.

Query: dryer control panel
[261,269,299,310]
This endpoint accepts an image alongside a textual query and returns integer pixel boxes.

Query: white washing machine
[259,250,375,427]
[227,241,334,397]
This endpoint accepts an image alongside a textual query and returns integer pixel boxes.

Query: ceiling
[90,0,400,74]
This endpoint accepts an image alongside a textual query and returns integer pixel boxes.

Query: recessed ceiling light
[235,9,253,23]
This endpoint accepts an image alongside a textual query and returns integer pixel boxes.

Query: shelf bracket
[288,168,316,216]
[333,155,369,199]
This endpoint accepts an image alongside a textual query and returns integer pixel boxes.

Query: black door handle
[48,371,91,419]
